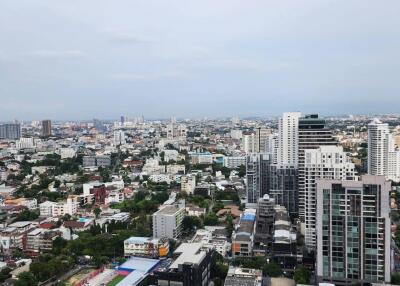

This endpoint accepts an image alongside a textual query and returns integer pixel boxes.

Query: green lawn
[107,275,125,286]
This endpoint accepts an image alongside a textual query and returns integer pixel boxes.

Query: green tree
[238,164,246,177]
[15,271,38,286]
[52,237,68,255]
[14,209,39,222]
[392,272,400,285]
[294,265,310,284]
[94,207,102,219]
[263,262,283,277]
[203,213,219,226]
[0,267,11,283]
[182,216,203,233]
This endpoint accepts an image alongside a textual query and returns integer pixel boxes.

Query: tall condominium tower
[266,133,279,164]
[368,119,400,182]
[368,118,390,176]
[303,146,355,249]
[269,164,298,217]
[316,175,391,285]
[113,130,126,146]
[255,127,271,153]
[277,112,301,166]
[242,133,256,153]
[246,153,271,203]
[298,114,336,221]
[41,119,52,136]
[0,123,21,140]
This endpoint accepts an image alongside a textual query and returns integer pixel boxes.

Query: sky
[0,0,400,121]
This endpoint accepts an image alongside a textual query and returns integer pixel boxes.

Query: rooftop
[170,243,207,269]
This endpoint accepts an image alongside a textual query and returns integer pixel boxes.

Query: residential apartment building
[39,197,78,217]
[0,123,21,140]
[181,175,196,195]
[298,114,336,221]
[316,175,391,285]
[152,203,185,239]
[368,118,400,182]
[224,156,246,169]
[277,112,301,166]
[303,146,355,249]
[255,195,275,245]
[41,120,52,136]
[255,127,271,153]
[246,153,270,203]
[269,164,298,217]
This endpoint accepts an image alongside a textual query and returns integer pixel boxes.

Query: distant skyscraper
[368,118,390,176]
[113,130,126,145]
[166,122,187,140]
[246,153,271,203]
[303,146,355,249]
[316,175,391,285]
[242,133,256,153]
[277,112,301,166]
[0,123,21,140]
[41,120,52,136]
[266,133,279,164]
[255,127,271,153]
[298,114,336,221]
[120,116,125,124]
[367,119,400,182]
[93,118,106,132]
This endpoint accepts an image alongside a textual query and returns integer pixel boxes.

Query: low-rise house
[124,237,169,258]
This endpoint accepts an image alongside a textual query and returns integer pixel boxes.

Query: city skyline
[1,1,400,120]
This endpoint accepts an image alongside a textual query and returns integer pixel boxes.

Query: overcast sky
[0,0,399,121]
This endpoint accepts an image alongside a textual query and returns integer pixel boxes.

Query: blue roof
[117,256,160,272]
[116,257,161,286]
[241,213,256,221]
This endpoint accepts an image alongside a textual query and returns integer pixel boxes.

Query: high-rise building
[255,127,271,153]
[316,175,391,285]
[266,133,279,164]
[242,133,256,153]
[298,114,336,221]
[277,112,301,166]
[16,137,35,149]
[303,146,355,249]
[368,119,390,176]
[246,153,271,203]
[181,175,196,195]
[368,118,400,182]
[41,120,52,136]
[166,122,187,140]
[0,123,21,140]
[269,164,298,217]
[113,130,126,145]
[255,194,275,244]
[152,203,185,239]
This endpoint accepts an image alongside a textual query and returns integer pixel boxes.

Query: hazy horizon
[1,0,400,120]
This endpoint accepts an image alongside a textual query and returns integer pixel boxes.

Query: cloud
[192,58,294,72]
[109,70,183,82]
[26,49,84,59]
[106,29,156,44]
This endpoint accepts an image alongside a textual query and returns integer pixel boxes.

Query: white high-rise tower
[277,112,301,166]
[368,118,400,182]
[368,118,390,176]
